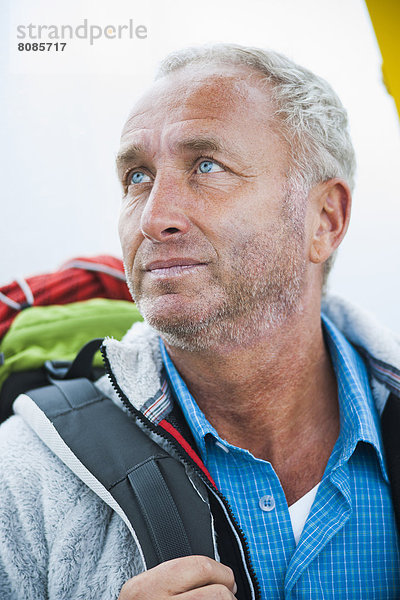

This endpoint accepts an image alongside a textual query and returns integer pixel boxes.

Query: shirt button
[259,494,276,512]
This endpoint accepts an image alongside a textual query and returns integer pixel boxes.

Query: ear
[309,178,352,265]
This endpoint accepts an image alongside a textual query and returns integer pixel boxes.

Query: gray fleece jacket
[0,294,399,600]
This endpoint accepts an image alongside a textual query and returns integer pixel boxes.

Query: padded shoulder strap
[15,379,214,569]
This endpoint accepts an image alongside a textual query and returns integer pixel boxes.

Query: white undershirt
[288,482,320,545]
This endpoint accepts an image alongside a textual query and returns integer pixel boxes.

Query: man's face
[118,65,308,351]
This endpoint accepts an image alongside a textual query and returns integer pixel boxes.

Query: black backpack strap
[381,392,400,536]
[0,339,106,424]
[17,378,215,569]
[128,460,192,560]
[44,337,104,380]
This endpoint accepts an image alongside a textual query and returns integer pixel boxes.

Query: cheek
[118,205,141,266]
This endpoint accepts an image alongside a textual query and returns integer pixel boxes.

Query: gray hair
[156,44,356,289]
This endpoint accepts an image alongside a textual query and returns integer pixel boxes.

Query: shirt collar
[321,313,388,482]
[160,317,388,483]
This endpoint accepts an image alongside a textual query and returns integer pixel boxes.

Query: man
[1,44,399,599]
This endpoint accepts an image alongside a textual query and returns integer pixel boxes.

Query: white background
[1,0,399,332]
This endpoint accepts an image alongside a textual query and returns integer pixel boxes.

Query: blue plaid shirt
[160,314,400,599]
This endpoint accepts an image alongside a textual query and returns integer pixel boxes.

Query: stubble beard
[125,188,307,353]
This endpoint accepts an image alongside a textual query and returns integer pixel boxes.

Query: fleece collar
[99,294,400,420]
[99,321,171,423]
[322,294,400,413]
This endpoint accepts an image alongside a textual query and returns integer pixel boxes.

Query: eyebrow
[175,135,225,155]
[116,135,241,175]
[116,144,144,174]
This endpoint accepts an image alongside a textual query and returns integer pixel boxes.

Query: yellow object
[365,0,400,120]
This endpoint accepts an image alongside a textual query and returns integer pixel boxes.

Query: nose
[140,176,191,243]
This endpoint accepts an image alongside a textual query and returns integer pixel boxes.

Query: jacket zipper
[101,345,261,600]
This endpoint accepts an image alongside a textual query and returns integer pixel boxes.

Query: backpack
[14,339,216,570]
[0,255,138,422]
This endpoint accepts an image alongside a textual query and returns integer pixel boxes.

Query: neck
[163,299,340,504]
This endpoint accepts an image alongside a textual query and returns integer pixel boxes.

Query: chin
[137,295,220,351]
[140,300,207,331]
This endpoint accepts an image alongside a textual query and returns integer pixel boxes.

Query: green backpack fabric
[0,298,143,420]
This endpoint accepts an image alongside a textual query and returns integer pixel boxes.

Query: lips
[142,257,208,280]
[144,258,207,271]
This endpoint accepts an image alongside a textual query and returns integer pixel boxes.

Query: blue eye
[130,171,151,184]
[197,160,223,174]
